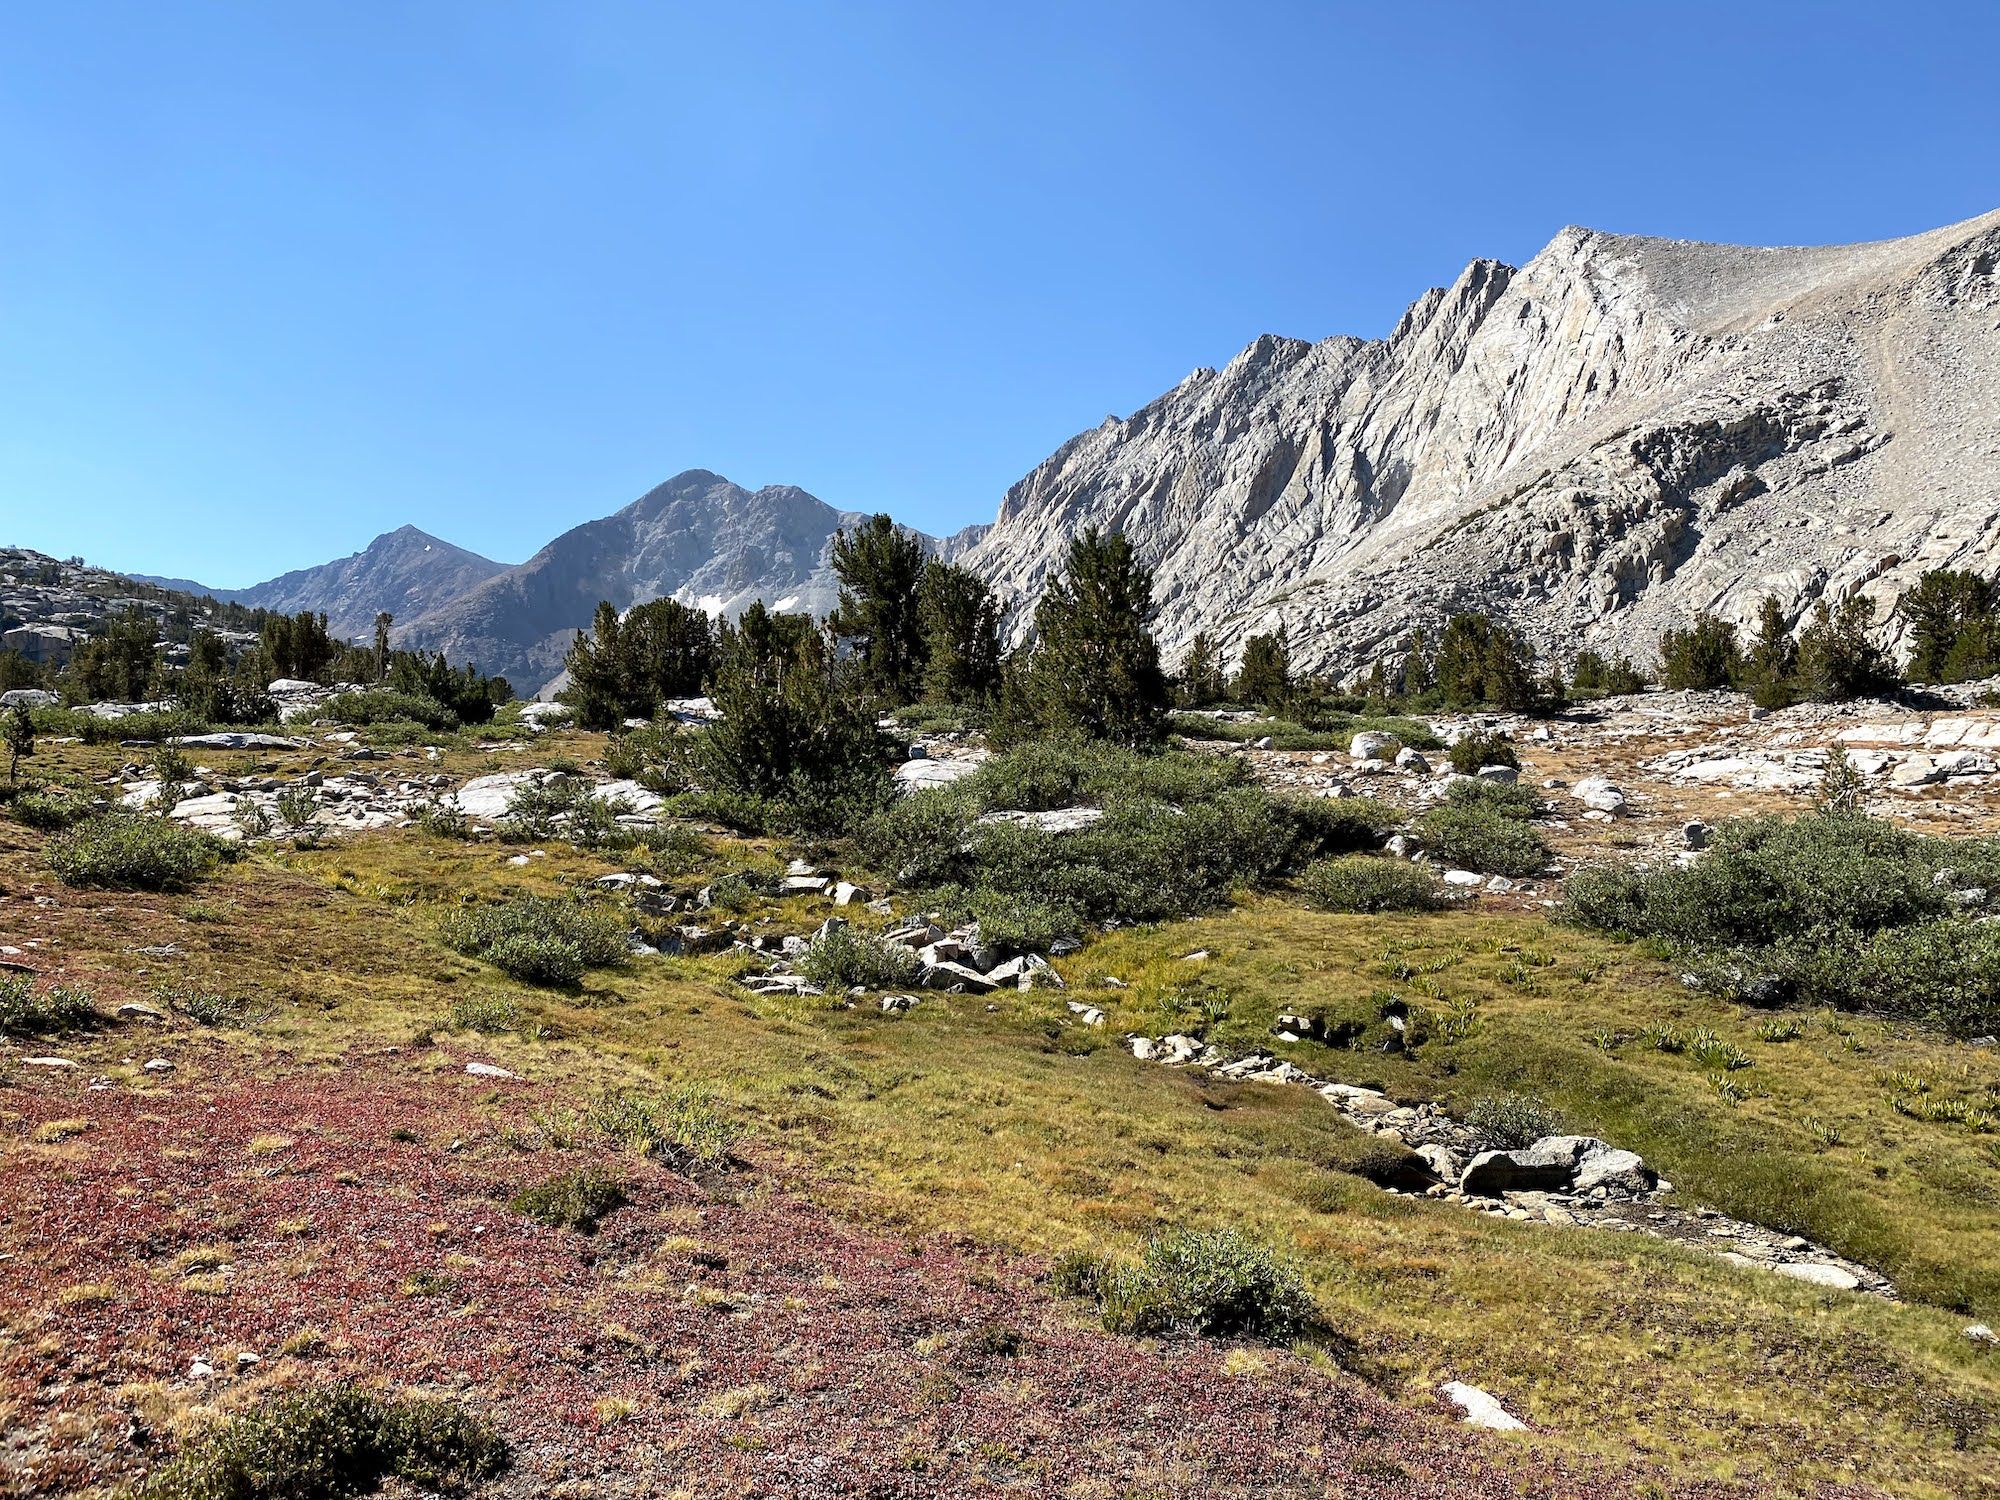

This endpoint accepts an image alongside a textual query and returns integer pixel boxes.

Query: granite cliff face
[134,525,507,643]
[393,470,978,695]
[962,209,2000,676]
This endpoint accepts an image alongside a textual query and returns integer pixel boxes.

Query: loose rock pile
[1123,1033,1895,1298]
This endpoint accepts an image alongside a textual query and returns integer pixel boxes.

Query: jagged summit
[964,207,2000,676]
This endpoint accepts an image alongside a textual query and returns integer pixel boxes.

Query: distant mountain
[395,470,977,696]
[963,207,2000,675]
[133,526,508,642]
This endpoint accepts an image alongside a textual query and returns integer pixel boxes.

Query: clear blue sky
[3,1,1995,586]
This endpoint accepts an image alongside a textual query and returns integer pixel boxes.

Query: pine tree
[1901,568,1997,684]
[1433,613,1539,710]
[915,560,1002,707]
[828,515,928,704]
[1009,528,1169,746]
[374,613,394,680]
[1233,629,1291,709]
[560,598,715,728]
[1658,613,1741,691]
[1739,597,1799,710]
[1795,595,1896,702]
[1176,632,1227,706]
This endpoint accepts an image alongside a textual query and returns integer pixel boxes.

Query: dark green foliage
[1569,650,1648,697]
[1565,801,2000,1034]
[1432,613,1541,710]
[28,706,205,745]
[1902,567,2000,684]
[1659,613,1741,690]
[794,923,923,990]
[438,896,629,987]
[320,688,460,731]
[133,1382,507,1500]
[62,610,160,701]
[44,813,223,891]
[0,648,47,693]
[1001,529,1169,748]
[1467,1094,1565,1150]
[9,786,97,830]
[858,741,1385,937]
[915,558,1003,708]
[1096,1228,1316,1341]
[509,1168,629,1233]
[4,703,33,781]
[260,610,338,683]
[1048,1249,1110,1299]
[1175,632,1227,707]
[673,604,893,834]
[560,598,716,730]
[497,777,638,851]
[1793,595,1896,702]
[1446,730,1517,775]
[1232,629,1291,709]
[1739,596,1800,710]
[1415,780,1549,876]
[172,671,276,727]
[1300,856,1445,913]
[387,652,510,725]
[0,975,95,1037]
[828,514,929,703]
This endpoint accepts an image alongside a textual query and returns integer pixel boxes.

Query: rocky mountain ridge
[133,525,508,644]
[961,207,2000,676]
[391,471,982,695]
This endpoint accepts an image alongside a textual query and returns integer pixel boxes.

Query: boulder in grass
[1350,730,1400,761]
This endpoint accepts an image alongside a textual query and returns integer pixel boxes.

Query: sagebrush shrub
[134,1382,507,1500]
[10,787,96,831]
[1467,1093,1564,1150]
[1096,1228,1316,1340]
[44,814,223,891]
[1446,730,1518,775]
[438,896,628,987]
[0,976,94,1037]
[509,1168,628,1233]
[794,923,922,990]
[1300,856,1444,913]
[320,689,461,731]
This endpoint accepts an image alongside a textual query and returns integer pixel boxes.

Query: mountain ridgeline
[96,207,2000,691]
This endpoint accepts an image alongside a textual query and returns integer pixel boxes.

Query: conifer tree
[1233,628,1291,709]
[915,559,1002,706]
[1176,632,1226,706]
[828,514,929,703]
[1008,528,1168,746]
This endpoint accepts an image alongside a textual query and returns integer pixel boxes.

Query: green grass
[6,742,1998,1498]
[1168,711,1442,752]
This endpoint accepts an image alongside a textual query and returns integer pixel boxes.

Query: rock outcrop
[962,208,2000,678]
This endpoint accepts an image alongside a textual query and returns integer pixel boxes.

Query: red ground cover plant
[0,1058,1859,1498]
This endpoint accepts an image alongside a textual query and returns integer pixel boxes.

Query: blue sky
[2,1,1995,586]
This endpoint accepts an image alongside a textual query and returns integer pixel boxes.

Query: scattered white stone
[464,1062,519,1081]
[1771,1261,1861,1290]
[143,1058,175,1073]
[18,1056,78,1069]
[1440,1381,1527,1431]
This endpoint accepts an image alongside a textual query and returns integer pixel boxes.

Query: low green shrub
[499,777,639,851]
[509,1168,628,1233]
[0,975,95,1037]
[1095,1228,1316,1340]
[444,994,522,1034]
[858,741,1386,936]
[794,923,923,991]
[1466,1093,1564,1149]
[134,1382,507,1500]
[1565,806,2000,1033]
[156,981,255,1028]
[438,896,629,987]
[10,786,98,830]
[319,689,461,731]
[1299,856,1445,913]
[30,707,206,745]
[1447,730,1519,775]
[1415,783,1549,877]
[44,813,224,891]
